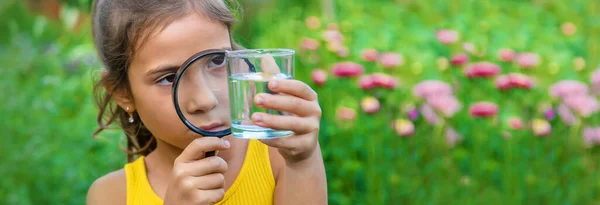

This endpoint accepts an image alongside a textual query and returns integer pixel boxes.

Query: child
[86,0,327,204]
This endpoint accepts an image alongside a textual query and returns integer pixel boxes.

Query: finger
[176,156,228,178]
[254,93,320,117]
[194,173,226,190]
[176,138,231,163]
[192,189,225,204]
[268,79,318,101]
[261,54,281,75]
[178,173,224,192]
[258,134,316,153]
[251,112,318,135]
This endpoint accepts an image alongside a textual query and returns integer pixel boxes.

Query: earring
[126,107,134,123]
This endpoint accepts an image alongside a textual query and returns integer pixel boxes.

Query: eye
[208,54,226,69]
[156,73,176,85]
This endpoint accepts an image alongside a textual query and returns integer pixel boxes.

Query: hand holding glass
[226,49,295,139]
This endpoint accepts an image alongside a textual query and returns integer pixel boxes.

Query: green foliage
[245,0,600,204]
[0,2,123,204]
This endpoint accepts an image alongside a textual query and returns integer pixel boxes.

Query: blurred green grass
[1,0,600,204]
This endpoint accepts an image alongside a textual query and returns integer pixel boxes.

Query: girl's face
[127,14,231,149]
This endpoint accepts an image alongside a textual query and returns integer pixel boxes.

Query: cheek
[220,80,230,103]
[215,80,231,112]
[132,86,190,145]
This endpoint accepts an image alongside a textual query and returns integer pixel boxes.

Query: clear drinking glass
[226,49,295,139]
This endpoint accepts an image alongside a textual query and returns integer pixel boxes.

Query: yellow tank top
[124,139,275,205]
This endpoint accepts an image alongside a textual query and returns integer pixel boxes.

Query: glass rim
[226,48,295,58]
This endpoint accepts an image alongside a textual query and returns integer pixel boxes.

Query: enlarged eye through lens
[208,54,226,69]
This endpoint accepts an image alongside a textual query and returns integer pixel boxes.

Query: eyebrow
[145,47,232,77]
[146,64,180,77]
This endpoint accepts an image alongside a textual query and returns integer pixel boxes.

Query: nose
[188,88,218,113]
[184,77,219,114]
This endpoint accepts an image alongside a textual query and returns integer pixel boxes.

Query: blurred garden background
[1,0,600,204]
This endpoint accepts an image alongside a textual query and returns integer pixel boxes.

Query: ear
[101,71,136,112]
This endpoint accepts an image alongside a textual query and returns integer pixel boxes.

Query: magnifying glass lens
[172,50,231,138]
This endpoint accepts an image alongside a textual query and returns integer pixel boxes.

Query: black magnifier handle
[244,58,256,72]
[243,58,284,115]
[206,151,216,157]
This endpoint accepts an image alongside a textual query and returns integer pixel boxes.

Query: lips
[197,122,228,132]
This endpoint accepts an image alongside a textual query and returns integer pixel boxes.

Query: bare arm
[271,145,327,205]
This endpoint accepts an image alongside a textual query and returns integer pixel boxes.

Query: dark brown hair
[91,0,241,162]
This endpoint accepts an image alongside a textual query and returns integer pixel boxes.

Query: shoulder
[86,169,126,205]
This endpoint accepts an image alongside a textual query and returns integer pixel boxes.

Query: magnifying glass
[172,49,233,157]
[172,48,288,157]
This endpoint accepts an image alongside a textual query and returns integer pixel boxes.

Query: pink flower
[549,80,589,98]
[407,108,419,121]
[496,73,534,91]
[436,29,459,44]
[378,53,403,68]
[446,127,461,147]
[469,102,499,118]
[591,69,600,92]
[450,53,469,66]
[372,73,399,89]
[359,75,376,90]
[508,117,523,130]
[463,43,475,53]
[373,74,398,89]
[393,119,415,137]
[358,75,377,90]
[327,23,339,30]
[544,108,556,121]
[583,127,600,147]
[420,104,440,125]
[337,106,356,121]
[359,73,399,90]
[558,103,576,125]
[561,22,577,36]
[413,80,453,98]
[426,95,462,117]
[322,29,343,42]
[498,48,516,62]
[361,96,380,114]
[337,46,349,57]
[311,69,327,85]
[326,41,343,53]
[503,131,512,139]
[532,119,552,137]
[495,75,511,90]
[361,49,379,62]
[331,62,364,77]
[583,127,597,146]
[516,53,540,69]
[507,73,534,89]
[502,130,512,140]
[300,38,319,51]
[464,62,501,78]
[563,95,600,117]
[305,16,321,30]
